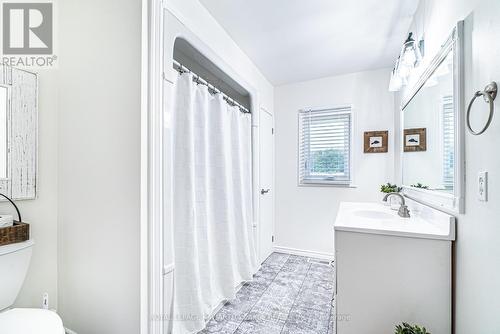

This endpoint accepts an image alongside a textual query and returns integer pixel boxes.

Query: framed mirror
[0,65,38,200]
[401,22,464,214]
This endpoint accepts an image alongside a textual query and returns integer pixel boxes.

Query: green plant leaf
[394,322,431,334]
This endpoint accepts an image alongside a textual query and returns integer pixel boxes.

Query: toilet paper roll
[0,215,14,228]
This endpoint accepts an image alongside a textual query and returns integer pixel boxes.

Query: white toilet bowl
[0,308,65,334]
[0,240,65,333]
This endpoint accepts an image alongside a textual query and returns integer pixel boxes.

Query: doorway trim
[141,0,164,333]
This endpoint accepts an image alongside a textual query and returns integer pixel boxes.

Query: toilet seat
[0,308,65,334]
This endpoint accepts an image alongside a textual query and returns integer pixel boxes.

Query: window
[298,106,352,186]
[442,96,454,191]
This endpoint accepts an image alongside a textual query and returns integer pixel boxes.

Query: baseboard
[65,328,78,334]
[273,245,334,260]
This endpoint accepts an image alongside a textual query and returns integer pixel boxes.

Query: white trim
[402,185,457,215]
[65,328,78,334]
[140,1,148,334]
[143,0,164,334]
[454,20,466,214]
[299,180,355,187]
[273,245,334,261]
[298,183,358,188]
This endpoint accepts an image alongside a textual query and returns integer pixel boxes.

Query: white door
[259,109,274,261]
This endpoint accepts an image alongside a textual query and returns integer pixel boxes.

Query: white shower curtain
[171,73,259,334]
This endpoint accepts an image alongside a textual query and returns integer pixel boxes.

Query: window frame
[297,105,354,187]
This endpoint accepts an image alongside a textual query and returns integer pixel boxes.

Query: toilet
[0,240,65,333]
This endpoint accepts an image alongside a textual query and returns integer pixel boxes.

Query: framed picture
[404,128,427,152]
[364,131,388,153]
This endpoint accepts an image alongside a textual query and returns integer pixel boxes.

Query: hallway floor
[199,253,335,334]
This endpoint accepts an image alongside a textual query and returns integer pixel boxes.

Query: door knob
[261,188,270,195]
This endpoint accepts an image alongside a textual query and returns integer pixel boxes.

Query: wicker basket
[0,221,29,246]
[0,193,28,246]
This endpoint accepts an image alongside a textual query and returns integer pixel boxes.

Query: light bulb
[389,70,402,91]
[398,63,411,79]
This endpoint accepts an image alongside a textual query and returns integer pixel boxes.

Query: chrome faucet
[383,192,411,218]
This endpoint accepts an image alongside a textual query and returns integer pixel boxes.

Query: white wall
[404,0,500,332]
[408,0,480,66]
[274,69,395,256]
[57,0,142,333]
[7,2,142,328]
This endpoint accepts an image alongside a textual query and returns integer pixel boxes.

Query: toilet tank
[0,240,34,311]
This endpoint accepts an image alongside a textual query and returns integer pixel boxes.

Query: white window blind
[298,106,352,186]
[442,96,454,190]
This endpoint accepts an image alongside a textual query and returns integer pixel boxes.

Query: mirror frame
[0,65,38,200]
[400,21,465,214]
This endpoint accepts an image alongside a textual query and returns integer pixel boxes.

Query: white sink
[334,201,456,240]
[353,210,395,220]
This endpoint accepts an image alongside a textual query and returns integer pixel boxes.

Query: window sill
[298,182,358,188]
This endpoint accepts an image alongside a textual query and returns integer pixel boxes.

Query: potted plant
[411,183,429,189]
[380,183,402,209]
[395,322,430,334]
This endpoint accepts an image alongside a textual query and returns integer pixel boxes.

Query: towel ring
[466,82,497,135]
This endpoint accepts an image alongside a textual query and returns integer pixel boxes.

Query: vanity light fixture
[389,57,406,92]
[399,32,422,73]
[388,33,424,92]
[389,57,404,92]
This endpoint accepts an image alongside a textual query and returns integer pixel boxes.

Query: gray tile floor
[199,253,335,334]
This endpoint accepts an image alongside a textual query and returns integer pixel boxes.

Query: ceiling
[199,0,420,86]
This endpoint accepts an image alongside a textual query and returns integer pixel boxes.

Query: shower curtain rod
[172,60,251,114]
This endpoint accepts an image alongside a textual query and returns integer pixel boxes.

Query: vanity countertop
[334,201,456,241]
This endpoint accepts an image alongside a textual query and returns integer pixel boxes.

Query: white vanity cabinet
[334,202,455,334]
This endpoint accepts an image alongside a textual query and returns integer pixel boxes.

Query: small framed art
[364,131,388,153]
[404,128,427,152]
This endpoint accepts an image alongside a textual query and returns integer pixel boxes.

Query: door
[259,109,274,261]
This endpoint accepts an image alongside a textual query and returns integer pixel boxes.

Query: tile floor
[199,253,335,334]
